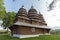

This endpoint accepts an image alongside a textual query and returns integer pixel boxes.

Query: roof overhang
[11,22,51,29]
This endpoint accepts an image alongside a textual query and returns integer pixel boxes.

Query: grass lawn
[0,30,7,32]
[0,34,60,40]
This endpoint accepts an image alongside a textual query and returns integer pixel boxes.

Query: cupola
[38,12,45,22]
[16,5,27,17]
[28,5,39,20]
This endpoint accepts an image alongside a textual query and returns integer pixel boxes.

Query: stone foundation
[10,33,50,38]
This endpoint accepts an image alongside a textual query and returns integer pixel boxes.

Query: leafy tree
[0,0,6,19]
[50,29,60,34]
[2,12,16,29]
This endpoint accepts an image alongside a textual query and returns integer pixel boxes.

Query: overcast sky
[2,0,60,28]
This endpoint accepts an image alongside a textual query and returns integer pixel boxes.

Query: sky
[0,0,60,28]
[0,20,3,30]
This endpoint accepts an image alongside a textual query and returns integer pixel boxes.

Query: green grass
[0,30,7,32]
[0,34,60,40]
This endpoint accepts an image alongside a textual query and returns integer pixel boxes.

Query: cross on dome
[31,5,34,9]
[21,5,24,8]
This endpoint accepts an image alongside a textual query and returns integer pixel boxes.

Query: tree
[0,0,6,19]
[2,12,16,32]
[50,29,60,34]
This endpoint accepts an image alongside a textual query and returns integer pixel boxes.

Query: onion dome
[28,5,39,20]
[16,5,27,17]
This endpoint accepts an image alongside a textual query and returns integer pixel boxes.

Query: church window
[31,28,35,32]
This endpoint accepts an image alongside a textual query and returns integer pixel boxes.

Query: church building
[9,5,50,38]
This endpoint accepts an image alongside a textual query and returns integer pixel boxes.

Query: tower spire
[31,0,34,9]
[39,11,41,15]
[39,12,41,14]
[31,5,34,9]
[21,5,24,8]
[39,11,42,16]
[21,0,24,8]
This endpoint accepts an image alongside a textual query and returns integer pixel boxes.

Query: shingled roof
[13,22,51,29]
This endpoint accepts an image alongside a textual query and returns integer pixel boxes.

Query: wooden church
[9,5,51,38]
